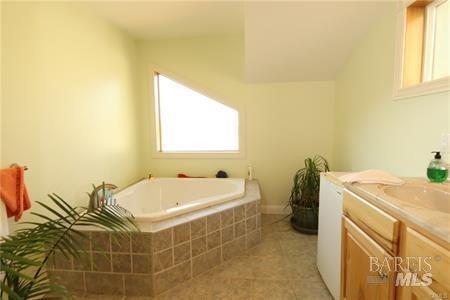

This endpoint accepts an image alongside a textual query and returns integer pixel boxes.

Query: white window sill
[151,151,245,159]
[393,76,450,100]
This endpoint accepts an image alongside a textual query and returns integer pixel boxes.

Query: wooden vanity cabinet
[397,227,449,300]
[341,189,449,300]
[341,217,396,300]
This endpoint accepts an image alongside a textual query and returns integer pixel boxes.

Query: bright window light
[155,73,239,152]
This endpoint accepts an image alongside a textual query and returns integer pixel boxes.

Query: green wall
[334,6,450,176]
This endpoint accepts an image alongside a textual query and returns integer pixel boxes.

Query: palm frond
[0,191,138,299]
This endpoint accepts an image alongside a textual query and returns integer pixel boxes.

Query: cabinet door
[341,217,396,300]
[399,283,445,300]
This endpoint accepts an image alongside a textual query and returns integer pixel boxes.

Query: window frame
[150,69,245,159]
[393,0,450,100]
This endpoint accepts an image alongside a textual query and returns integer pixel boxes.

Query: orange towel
[177,173,206,178]
[0,166,31,221]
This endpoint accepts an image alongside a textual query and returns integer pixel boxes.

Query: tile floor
[77,214,332,300]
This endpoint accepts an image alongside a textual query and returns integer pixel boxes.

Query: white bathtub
[115,178,245,222]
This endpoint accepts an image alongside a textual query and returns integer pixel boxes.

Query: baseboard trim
[261,205,290,215]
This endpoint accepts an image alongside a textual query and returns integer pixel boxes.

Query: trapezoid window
[154,73,239,153]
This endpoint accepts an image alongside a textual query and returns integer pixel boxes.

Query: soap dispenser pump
[427,151,448,183]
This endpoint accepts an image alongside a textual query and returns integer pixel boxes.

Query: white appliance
[317,173,344,300]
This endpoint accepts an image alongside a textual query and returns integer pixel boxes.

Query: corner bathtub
[56,178,261,296]
[115,178,246,222]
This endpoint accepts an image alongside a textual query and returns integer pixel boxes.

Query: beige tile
[155,279,206,300]
[153,228,173,253]
[279,237,316,257]
[73,251,91,271]
[222,236,245,261]
[190,217,206,239]
[154,261,191,294]
[253,279,296,300]
[173,222,190,245]
[283,230,317,243]
[234,205,245,223]
[132,254,152,274]
[192,236,207,257]
[250,255,292,280]
[257,214,262,228]
[72,231,91,251]
[261,214,280,225]
[207,230,221,250]
[221,209,234,227]
[202,255,254,279]
[291,280,333,300]
[111,214,327,299]
[111,233,131,253]
[235,221,246,238]
[131,232,152,254]
[112,253,131,273]
[221,225,234,244]
[247,239,282,257]
[53,250,73,270]
[245,201,257,218]
[91,231,111,252]
[256,200,261,214]
[76,295,124,300]
[263,229,301,241]
[124,274,153,297]
[195,276,253,299]
[284,255,322,282]
[261,214,289,228]
[154,248,173,272]
[174,242,191,265]
[92,252,111,272]
[246,216,257,233]
[192,247,222,277]
[246,229,261,249]
[85,272,123,295]
[207,213,221,233]
[50,270,85,295]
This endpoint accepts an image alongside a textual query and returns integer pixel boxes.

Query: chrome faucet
[88,182,117,212]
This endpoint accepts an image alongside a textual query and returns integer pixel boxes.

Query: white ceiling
[245,1,393,82]
[87,1,244,39]
[87,1,393,82]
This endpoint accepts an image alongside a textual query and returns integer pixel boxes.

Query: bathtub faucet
[88,182,118,212]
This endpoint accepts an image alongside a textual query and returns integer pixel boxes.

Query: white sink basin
[384,185,450,213]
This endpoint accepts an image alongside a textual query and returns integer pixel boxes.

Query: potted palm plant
[288,155,329,234]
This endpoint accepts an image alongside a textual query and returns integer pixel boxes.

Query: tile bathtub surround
[75,214,332,300]
[68,214,332,300]
[50,200,262,298]
[206,213,221,233]
[173,222,190,245]
[48,231,154,297]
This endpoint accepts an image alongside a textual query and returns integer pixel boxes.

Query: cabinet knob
[378,270,388,279]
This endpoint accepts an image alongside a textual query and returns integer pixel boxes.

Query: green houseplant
[288,155,329,234]
[0,188,138,299]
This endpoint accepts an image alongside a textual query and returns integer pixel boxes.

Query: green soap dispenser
[427,151,448,183]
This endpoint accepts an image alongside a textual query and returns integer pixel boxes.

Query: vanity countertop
[345,178,450,246]
[321,171,348,187]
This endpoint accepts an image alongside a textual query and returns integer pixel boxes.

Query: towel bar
[9,163,28,171]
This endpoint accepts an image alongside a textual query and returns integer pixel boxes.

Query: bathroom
[0,1,448,299]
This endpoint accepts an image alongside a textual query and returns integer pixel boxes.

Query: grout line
[189,221,193,279]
